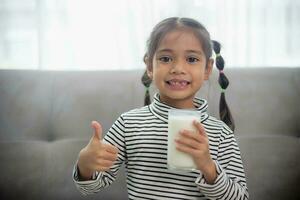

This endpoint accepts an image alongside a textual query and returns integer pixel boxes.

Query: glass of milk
[167,109,201,171]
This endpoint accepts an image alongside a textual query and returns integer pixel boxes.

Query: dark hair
[141,17,235,131]
[212,40,235,131]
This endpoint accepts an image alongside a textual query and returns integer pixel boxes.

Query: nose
[170,59,186,74]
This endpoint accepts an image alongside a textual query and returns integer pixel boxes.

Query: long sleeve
[195,125,249,199]
[73,116,127,195]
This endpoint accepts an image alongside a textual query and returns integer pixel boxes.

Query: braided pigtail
[141,70,152,106]
[212,40,235,131]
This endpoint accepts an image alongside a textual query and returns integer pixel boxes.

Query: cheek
[152,64,165,78]
[193,77,204,85]
[152,71,162,83]
[192,69,206,84]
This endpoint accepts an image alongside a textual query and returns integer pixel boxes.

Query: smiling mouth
[166,80,191,87]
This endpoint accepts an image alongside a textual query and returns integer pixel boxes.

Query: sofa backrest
[0,70,140,141]
[1,68,299,141]
[208,67,300,137]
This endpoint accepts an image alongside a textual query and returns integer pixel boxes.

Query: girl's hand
[175,120,217,184]
[77,121,119,180]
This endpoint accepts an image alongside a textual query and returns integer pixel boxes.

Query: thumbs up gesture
[77,121,119,180]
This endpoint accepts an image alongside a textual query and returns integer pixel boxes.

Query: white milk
[167,109,201,171]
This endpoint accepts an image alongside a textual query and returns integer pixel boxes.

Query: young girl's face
[147,28,213,109]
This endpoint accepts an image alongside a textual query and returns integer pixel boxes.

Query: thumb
[91,120,102,140]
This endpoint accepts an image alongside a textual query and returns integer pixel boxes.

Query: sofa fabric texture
[0,68,299,200]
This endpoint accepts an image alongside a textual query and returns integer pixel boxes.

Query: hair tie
[216,53,221,58]
[221,88,225,93]
[145,86,149,92]
[219,70,224,74]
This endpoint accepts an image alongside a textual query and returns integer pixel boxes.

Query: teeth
[169,80,188,86]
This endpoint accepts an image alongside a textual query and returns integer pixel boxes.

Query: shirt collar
[149,93,209,123]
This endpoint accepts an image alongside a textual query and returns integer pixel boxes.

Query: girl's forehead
[157,29,204,52]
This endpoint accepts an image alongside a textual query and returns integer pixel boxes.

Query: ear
[144,56,153,79]
[204,58,213,80]
[147,67,153,79]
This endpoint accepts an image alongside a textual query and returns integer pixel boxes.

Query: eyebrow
[157,48,203,55]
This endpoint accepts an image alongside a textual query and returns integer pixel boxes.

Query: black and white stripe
[74,94,249,199]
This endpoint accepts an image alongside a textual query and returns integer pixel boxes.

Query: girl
[73,17,249,200]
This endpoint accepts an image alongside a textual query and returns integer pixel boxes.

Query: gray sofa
[0,68,299,200]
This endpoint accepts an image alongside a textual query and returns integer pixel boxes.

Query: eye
[158,56,172,63]
[187,56,199,64]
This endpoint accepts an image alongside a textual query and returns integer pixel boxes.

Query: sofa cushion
[237,135,300,200]
[0,139,128,200]
[45,139,128,200]
[0,141,48,199]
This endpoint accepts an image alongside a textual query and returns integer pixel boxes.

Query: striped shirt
[73,94,249,200]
